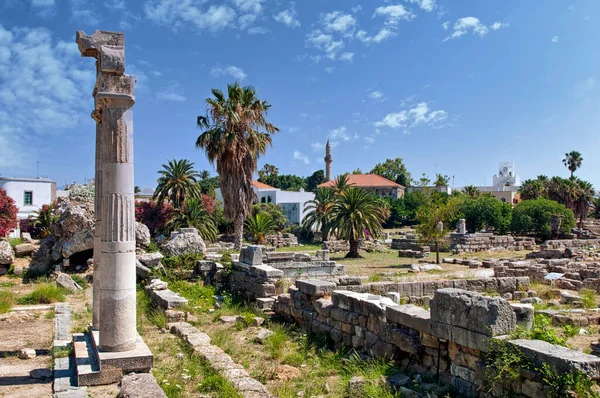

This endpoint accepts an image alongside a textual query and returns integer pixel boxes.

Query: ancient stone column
[77,30,137,352]
[92,109,103,330]
[458,218,466,235]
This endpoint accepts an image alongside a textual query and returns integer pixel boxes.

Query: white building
[0,177,56,219]
[216,181,315,225]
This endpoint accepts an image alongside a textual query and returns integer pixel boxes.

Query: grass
[581,289,597,310]
[18,283,68,305]
[168,280,215,313]
[8,237,23,248]
[136,287,241,398]
[0,289,17,313]
[70,275,88,290]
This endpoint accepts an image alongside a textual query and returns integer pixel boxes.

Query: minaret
[324,139,332,182]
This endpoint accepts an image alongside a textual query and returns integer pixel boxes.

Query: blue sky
[1,0,599,190]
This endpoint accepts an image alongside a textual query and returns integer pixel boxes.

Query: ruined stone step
[73,333,120,387]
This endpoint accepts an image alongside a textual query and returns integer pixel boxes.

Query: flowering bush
[135,201,174,236]
[0,188,18,237]
[201,194,216,215]
[68,184,95,201]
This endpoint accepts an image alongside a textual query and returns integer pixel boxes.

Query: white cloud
[375,102,449,130]
[144,0,237,32]
[339,52,354,62]
[0,25,95,172]
[407,0,435,12]
[551,36,559,43]
[311,142,324,151]
[442,21,449,30]
[293,151,310,165]
[374,5,415,25]
[356,28,395,44]
[352,6,362,14]
[211,65,247,80]
[248,27,269,35]
[330,126,354,141]
[364,136,375,144]
[273,3,300,28]
[368,90,385,100]
[156,82,186,102]
[306,30,345,60]
[443,17,508,41]
[325,67,335,73]
[323,11,356,35]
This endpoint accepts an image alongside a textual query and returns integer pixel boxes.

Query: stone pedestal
[458,218,466,235]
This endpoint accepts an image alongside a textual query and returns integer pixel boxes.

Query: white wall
[0,178,54,219]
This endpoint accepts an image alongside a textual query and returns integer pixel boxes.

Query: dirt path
[0,311,53,398]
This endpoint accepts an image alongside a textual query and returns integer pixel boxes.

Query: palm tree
[519,179,547,200]
[167,198,218,242]
[302,187,335,241]
[331,174,352,195]
[572,179,595,229]
[196,83,279,249]
[154,159,201,209]
[463,185,480,199]
[330,187,387,258]
[563,151,583,179]
[245,213,275,244]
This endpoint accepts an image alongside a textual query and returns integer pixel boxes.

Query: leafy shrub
[135,201,174,236]
[510,198,575,239]
[8,237,22,248]
[581,289,597,310]
[71,275,88,290]
[0,188,18,238]
[33,204,58,238]
[250,203,288,231]
[167,198,218,242]
[18,283,68,304]
[510,314,567,346]
[244,213,275,244]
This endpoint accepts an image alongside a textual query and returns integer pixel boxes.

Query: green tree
[352,168,363,174]
[572,179,595,229]
[416,196,459,264]
[463,185,480,199]
[245,213,275,244]
[434,174,450,187]
[167,198,218,242]
[275,174,307,191]
[134,186,141,194]
[510,198,575,239]
[563,151,583,179]
[306,170,325,192]
[302,187,335,240]
[458,194,512,234]
[370,157,412,186]
[331,187,387,258]
[418,173,431,187]
[258,164,279,187]
[197,170,220,195]
[519,178,548,200]
[592,196,600,219]
[196,83,279,249]
[154,159,201,209]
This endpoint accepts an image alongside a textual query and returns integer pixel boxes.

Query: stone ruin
[273,280,600,398]
[263,232,299,248]
[450,232,535,253]
[526,238,600,259]
[391,233,430,258]
[28,195,151,275]
[323,237,389,253]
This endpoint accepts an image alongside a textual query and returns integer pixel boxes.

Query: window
[24,191,33,205]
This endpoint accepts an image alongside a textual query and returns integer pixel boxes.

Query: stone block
[250,264,283,278]
[509,339,600,378]
[14,243,35,257]
[385,304,431,333]
[511,304,534,331]
[145,287,188,310]
[239,245,263,266]
[256,297,275,310]
[56,273,82,292]
[117,373,166,398]
[295,279,336,297]
[430,288,516,336]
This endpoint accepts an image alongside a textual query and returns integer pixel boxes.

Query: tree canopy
[369,157,412,187]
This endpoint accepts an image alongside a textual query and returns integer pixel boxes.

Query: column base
[73,326,153,387]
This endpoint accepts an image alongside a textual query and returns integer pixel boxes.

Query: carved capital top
[76,30,125,75]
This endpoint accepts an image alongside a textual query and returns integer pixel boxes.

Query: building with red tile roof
[318,174,405,199]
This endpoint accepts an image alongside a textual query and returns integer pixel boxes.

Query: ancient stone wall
[526,238,600,259]
[273,280,600,398]
[450,233,535,253]
[263,233,299,248]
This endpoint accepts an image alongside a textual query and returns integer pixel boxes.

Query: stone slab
[91,329,153,373]
[250,264,284,278]
[145,286,188,310]
[385,304,432,333]
[295,279,337,296]
[509,339,600,378]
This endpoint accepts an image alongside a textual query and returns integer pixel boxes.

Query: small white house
[0,176,56,220]
[216,181,315,225]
